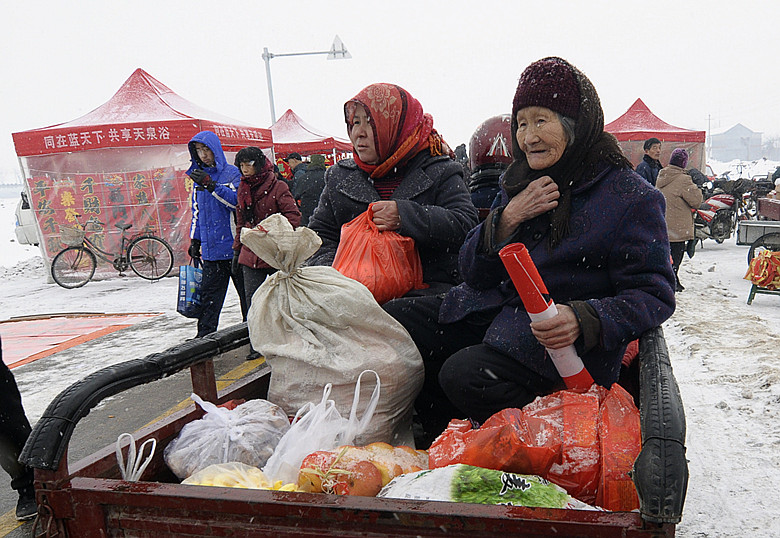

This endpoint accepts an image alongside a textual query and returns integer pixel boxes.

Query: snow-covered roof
[12,68,272,156]
[270,109,352,156]
[605,98,705,142]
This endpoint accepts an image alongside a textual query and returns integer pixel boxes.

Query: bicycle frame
[75,220,141,272]
[52,217,175,288]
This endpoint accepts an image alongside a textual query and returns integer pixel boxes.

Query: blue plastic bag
[177,260,202,318]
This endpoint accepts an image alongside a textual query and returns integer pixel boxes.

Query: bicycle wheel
[128,235,174,280]
[51,246,97,288]
[747,232,780,265]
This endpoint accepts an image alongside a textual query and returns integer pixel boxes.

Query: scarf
[501,64,631,248]
[344,83,452,179]
[643,154,662,170]
[237,157,276,226]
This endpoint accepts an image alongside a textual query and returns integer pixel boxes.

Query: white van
[14,192,39,245]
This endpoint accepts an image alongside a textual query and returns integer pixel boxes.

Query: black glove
[231,250,241,276]
[188,238,201,260]
[189,169,214,192]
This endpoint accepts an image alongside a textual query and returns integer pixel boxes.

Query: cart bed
[21,324,687,537]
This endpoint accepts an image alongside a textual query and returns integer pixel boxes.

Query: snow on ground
[2,191,780,536]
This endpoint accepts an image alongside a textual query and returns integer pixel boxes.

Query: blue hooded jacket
[187,131,241,261]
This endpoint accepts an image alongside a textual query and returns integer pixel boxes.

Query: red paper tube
[499,243,594,390]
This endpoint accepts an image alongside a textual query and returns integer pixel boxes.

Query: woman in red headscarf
[307,83,478,295]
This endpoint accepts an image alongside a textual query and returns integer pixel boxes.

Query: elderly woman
[306,83,479,295]
[385,57,676,446]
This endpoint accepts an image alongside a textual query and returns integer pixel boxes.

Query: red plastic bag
[523,388,601,504]
[597,383,641,511]
[428,412,558,476]
[332,205,426,304]
[429,384,641,508]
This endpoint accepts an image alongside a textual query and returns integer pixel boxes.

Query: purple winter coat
[439,163,676,387]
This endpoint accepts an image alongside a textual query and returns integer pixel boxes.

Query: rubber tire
[51,246,97,289]
[127,235,174,280]
[747,232,780,265]
[710,211,733,243]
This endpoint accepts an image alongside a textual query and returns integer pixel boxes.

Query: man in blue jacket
[187,131,246,337]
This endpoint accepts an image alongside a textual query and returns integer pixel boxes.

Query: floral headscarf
[344,83,450,179]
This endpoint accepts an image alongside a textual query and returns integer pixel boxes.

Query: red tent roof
[270,109,352,156]
[12,68,272,156]
[605,98,705,143]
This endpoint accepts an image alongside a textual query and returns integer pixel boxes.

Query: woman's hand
[496,176,560,243]
[530,304,580,350]
[371,201,401,231]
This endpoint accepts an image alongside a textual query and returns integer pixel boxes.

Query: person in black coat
[635,137,663,186]
[307,83,478,295]
[291,154,327,226]
[0,337,37,520]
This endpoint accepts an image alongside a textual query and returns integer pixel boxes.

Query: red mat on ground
[0,313,162,369]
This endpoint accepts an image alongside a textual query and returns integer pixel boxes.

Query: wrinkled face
[194,142,215,167]
[348,104,379,164]
[646,143,662,160]
[515,107,568,170]
[239,161,257,176]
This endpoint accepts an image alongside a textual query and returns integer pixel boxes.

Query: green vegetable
[452,465,571,508]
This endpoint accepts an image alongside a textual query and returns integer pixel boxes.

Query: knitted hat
[309,154,326,167]
[512,57,580,120]
[669,148,689,168]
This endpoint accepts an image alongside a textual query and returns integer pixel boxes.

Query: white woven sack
[241,214,424,446]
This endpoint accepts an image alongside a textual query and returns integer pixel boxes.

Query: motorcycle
[692,178,752,244]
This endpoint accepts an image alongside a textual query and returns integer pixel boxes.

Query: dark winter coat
[307,152,480,291]
[657,165,703,242]
[187,131,241,261]
[291,163,326,226]
[232,173,301,269]
[439,163,676,387]
[636,154,663,186]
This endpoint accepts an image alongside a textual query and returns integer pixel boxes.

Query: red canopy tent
[270,109,352,165]
[12,68,273,271]
[605,98,706,171]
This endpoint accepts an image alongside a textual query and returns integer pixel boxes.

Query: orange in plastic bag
[597,383,641,511]
[332,204,426,304]
[428,411,558,477]
[524,388,601,504]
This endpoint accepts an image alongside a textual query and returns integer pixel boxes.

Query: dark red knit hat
[512,57,580,120]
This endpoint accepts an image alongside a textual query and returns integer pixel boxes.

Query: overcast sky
[1,0,779,181]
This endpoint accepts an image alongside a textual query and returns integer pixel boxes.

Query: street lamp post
[262,35,351,124]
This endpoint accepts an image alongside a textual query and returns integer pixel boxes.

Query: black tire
[51,246,97,288]
[710,211,733,243]
[747,232,780,265]
[127,235,174,280]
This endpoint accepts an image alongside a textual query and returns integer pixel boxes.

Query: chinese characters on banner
[42,126,173,152]
[28,168,192,272]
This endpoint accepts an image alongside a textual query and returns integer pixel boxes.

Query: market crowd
[180,56,677,447]
[4,55,689,520]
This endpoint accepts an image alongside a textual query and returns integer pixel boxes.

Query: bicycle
[51,215,174,289]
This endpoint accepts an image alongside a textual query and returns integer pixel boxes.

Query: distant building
[709,123,762,161]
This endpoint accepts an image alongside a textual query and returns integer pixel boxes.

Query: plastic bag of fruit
[164,394,290,480]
